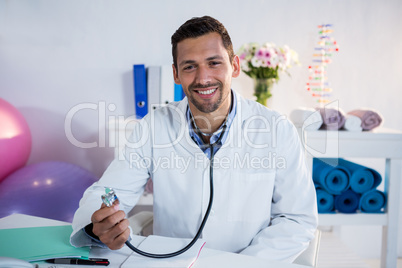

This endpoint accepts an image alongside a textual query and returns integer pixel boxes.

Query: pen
[46,258,109,266]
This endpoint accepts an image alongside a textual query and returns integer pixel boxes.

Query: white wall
[1,0,401,259]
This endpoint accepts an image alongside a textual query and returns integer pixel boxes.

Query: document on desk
[121,235,206,268]
[0,225,90,261]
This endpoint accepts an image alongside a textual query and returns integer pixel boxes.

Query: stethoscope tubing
[125,125,227,258]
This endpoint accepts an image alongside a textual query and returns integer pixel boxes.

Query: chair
[293,229,321,267]
[128,211,154,236]
[128,212,321,267]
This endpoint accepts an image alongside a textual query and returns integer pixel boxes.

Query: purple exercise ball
[0,161,98,222]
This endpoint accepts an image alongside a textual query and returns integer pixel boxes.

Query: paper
[0,225,90,261]
[121,235,206,268]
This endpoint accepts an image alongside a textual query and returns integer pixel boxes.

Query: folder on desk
[0,225,90,262]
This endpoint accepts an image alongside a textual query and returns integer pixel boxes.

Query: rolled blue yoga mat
[359,190,386,213]
[316,188,335,213]
[334,189,360,213]
[337,159,382,194]
[313,158,351,195]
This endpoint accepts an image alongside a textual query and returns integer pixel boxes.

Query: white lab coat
[71,91,318,262]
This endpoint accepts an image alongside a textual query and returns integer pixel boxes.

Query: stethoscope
[102,112,229,258]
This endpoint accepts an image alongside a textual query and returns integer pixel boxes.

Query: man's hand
[91,203,130,250]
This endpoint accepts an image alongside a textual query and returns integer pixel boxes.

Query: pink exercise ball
[0,161,98,222]
[0,98,32,182]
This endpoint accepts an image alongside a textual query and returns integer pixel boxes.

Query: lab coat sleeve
[70,119,152,248]
[240,119,318,262]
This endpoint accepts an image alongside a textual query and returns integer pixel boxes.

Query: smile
[197,88,217,95]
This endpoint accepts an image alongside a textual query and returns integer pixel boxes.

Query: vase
[253,78,275,107]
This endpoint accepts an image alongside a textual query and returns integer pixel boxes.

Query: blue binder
[133,64,148,118]
[174,84,185,101]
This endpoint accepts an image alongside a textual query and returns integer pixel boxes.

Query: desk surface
[0,214,307,268]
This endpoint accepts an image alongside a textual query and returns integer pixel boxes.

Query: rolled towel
[313,158,351,195]
[289,108,323,131]
[343,115,362,132]
[317,107,346,130]
[334,189,360,213]
[316,188,335,213]
[338,159,382,194]
[359,190,386,213]
[347,109,383,131]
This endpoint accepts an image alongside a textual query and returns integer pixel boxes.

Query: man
[71,16,318,262]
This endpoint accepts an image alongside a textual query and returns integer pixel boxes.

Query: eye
[183,65,194,71]
[209,61,221,67]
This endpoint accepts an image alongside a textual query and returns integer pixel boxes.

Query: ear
[232,55,241,78]
[172,64,181,84]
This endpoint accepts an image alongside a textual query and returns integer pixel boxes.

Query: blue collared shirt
[186,90,237,159]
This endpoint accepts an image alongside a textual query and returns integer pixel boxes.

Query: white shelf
[302,128,402,268]
[303,128,402,159]
[319,213,388,226]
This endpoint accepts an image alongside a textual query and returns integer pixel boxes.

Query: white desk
[0,214,307,268]
[302,128,402,268]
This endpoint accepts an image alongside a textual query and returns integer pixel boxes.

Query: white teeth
[198,88,217,95]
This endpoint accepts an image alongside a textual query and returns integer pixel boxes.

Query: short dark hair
[171,16,234,70]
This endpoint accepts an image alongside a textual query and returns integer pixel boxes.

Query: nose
[194,65,212,85]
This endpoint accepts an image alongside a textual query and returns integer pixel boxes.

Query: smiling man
[71,16,318,263]
[172,21,239,144]
[173,31,235,125]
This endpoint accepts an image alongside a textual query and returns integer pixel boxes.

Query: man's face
[173,32,240,115]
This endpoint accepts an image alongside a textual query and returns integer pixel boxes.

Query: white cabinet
[302,128,402,268]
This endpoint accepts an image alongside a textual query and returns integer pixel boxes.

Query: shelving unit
[302,128,402,268]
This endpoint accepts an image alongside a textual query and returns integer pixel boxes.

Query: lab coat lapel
[171,97,205,156]
[213,90,252,157]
